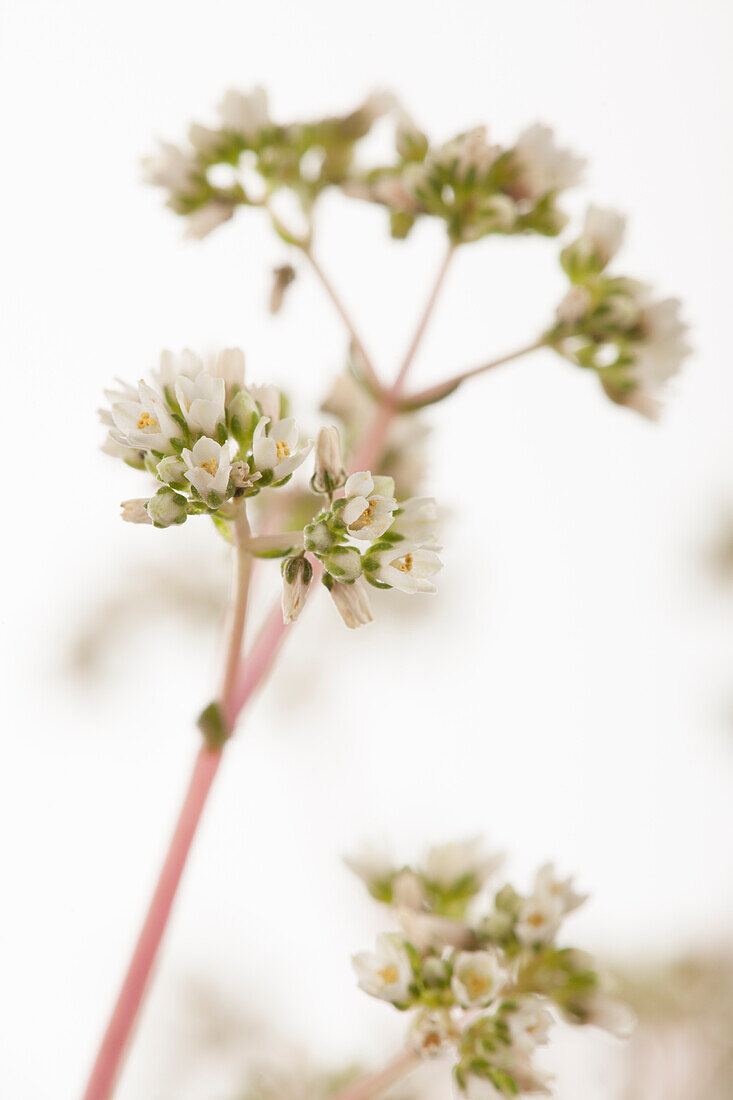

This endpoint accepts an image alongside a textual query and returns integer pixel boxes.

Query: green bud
[156,455,188,489]
[146,486,188,528]
[228,389,260,450]
[196,701,229,748]
[323,544,362,581]
[304,518,336,554]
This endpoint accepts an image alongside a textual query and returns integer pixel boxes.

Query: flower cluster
[142,87,394,239]
[344,113,584,243]
[282,433,443,629]
[543,206,691,414]
[101,348,313,527]
[349,838,633,1099]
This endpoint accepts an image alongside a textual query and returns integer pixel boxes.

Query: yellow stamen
[200,458,218,476]
[275,441,290,460]
[351,499,376,531]
[395,553,414,573]
[465,971,491,999]
[527,911,545,928]
[137,411,158,430]
[378,965,399,985]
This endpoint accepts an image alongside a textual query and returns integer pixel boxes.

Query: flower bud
[281,555,313,624]
[329,577,373,629]
[120,498,152,525]
[228,390,260,450]
[146,487,188,528]
[303,518,336,554]
[156,455,187,489]
[323,544,362,581]
[214,347,245,395]
[311,425,346,495]
[250,383,281,423]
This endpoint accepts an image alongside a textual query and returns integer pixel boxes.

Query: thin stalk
[329,1049,420,1100]
[241,531,304,555]
[81,747,222,1100]
[219,509,253,715]
[403,340,545,407]
[302,246,381,391]
[391,239,455,395]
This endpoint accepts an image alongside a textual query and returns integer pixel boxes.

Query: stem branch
[391,239,455,395]
[403,339,545,407]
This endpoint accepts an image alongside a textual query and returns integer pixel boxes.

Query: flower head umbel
[349,837,631,1099]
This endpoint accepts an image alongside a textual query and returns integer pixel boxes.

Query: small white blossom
[250,383,282,422]
[397,908,476,953]
[421,837,503,891]
[184,201,234,240]
[370,543,443,594]
[576,205,626,268]
[141,142,199,196]
[175,371,227,438]
[388,497,440,544]
[512,124,585,200]
[515,893,564,946]
[182,437,232,501]
[581,992,636,1038]
[110,380,180,454]
[344,845,395,890]
[329,578,373,629]
[534,863,587,915]
[120,499,152,525]
[352,933,414,1006]
[341,471,397,540]
[211,347,245,394]
[507,999,554,1053]
[451,950,508,1008]
[218,87,270,138]
[253,417,312,482]
[634,294,691,389]
[151,349,203,391]
[410,1008,456,1058]
[436,126,501,179]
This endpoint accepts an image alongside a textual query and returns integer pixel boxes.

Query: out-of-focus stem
[329,1049,420,1100]
[403,339,545,407]
[391,239,455,394]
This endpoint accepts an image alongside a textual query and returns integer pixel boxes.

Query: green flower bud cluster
[303,501,364,583]
[345,121,583,245]
[349,839,632,1098]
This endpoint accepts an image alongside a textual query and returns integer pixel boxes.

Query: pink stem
[329,1049,419,1100]
[81,746,222,1100]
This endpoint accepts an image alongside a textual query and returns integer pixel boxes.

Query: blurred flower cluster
[349,838,632,1098]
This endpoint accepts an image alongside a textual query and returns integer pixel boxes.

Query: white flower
[250,383,282,422]
[451,949,508,1008]
[352,933,414,1006]
[507,999,554,1053]
[341,471,398,540]
[421,837,503,891]
[182,437,232,501]
[370,543,442,594]
[329,577,373,629]
[436,126,501,179]
[556,284,593,326]
[464,1075,503,1100]
[512,124,585,200]
[211,347,245,394]
[634,294,691,389]
[391,869,427,910]
[120,499,152,525]
[397,908,476,953]
[110,379,180,454]
[344,845,395,889]
[151,349,204,391]
[534,863,587,915]
[253,417,313,482]
[410,1008,456,1058]
[142,142,199,195]
[184,201,234,240]
[388,497,440,544]
[576,205,625,268]
[218,87,270,138]
[581,992,635,1038]
[313,425,345,493]
[515,893,564,945]
[175,370,226,438]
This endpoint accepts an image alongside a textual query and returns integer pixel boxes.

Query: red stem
[81,746,222,1100]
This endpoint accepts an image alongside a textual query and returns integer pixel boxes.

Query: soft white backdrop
[1,0,732,1096]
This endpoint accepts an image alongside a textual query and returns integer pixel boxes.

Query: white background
[1,0,732,1096]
